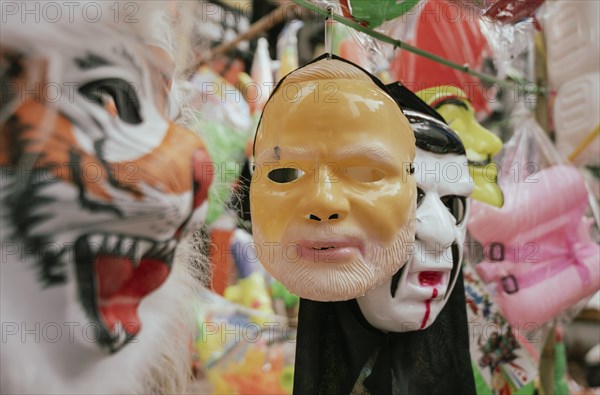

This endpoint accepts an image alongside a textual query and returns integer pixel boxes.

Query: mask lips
[388,242,461,301]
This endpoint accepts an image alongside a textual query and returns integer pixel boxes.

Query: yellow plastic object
[251,57,416,302]
[417,86,504,207]
[214,347,292,394]
[224,272,274,317]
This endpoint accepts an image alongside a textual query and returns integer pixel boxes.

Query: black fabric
[293,271,476,395]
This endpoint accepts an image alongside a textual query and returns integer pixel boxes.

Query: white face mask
[357,144,473,332]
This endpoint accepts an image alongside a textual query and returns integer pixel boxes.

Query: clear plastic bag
[450,0,546,24]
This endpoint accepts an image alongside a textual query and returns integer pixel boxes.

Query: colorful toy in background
[211,346,295,395]
[224,272,275,317]
[250,37,275,114]
[227,228,300,319]
[230,228,262,278]
[464,265,538,395]
[1,3,213,393]
[189,64,253,226]
[271,280,300,318]
[195,290,295,395]
[468,112,600,329]
[470,164,600,328]
[357,102,474,331]
[277,20,303,81]
[553,327,570,395]
[250,54,416,302]
[543,0,600,166]
[389,0,492,117]
[417,86,504,208]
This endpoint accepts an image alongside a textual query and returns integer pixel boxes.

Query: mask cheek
[359,182,415,244]
[250,185,294,241]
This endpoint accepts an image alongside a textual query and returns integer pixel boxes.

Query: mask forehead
[415,149,472,197]
[255,80,413,163]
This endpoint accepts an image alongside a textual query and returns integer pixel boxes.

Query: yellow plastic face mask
[250,58,416,302]
[417,86,504,207]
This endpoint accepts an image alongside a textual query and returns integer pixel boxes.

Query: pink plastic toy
[469,165,600,327]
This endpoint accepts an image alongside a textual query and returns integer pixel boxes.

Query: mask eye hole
[267,168,304,183]
[343,167,385,183]
[441,195,466,225]
[79,78,142,125]
[416,187,425,207]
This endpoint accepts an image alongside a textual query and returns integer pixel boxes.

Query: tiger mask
[0,13,213,365]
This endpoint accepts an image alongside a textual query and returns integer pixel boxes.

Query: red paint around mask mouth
[419,271,443,286]
[96,255,169,336]
[420,288,438,329]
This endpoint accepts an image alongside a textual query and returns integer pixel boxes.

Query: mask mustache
[283,224,367,243]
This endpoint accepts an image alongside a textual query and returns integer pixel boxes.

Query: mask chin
[409,241,462,331]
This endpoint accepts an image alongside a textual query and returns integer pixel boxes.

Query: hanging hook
[325,6,334,59]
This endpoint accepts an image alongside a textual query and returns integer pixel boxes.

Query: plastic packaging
[189,66,252,225]
[464,264,538,394]
[543,0,600,90]
[276,20,303,81]
[478,17,535,79]
[447,0,545,24]
[388,0,492,116]
[468,108,600,328]
[250,37,275,114]
[554,73,600,166]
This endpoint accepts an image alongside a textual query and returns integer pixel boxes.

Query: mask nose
[304,166,349,222]
[470,121,503,158]
[416,195,455,250]
[306,213,343,222]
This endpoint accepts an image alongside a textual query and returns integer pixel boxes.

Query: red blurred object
[483,0,545,24]
[209,229,235,295]
[390,0,491,115]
